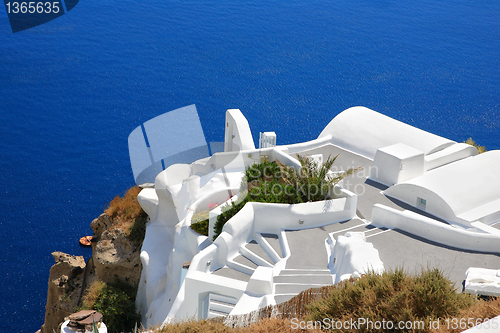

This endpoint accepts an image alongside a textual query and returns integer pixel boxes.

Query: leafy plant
[90,282,140,333]
[191,219,209,236]
[213,199,247,240]
[92,319,99,333]
[277,154,360,202]
[212,155,359,240]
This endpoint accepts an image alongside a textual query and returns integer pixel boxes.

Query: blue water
[0,0,499,331]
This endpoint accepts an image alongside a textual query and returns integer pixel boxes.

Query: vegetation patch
[82,280,140,333]
[212,155,359,240]
[191,219,209,236]
[465,137,486,154]
[105,186,148,246]
[213,199,247,240]
[306,268,476,331]
[81,280,106,310]
[155,269,500,333]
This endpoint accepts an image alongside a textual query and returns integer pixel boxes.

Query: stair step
[209,300,235,314]
[255,234,281,263]
[244,240,275,265]
[227,260,255,276]
[240,247,274,268]
[233,254,258,269]
[208,309,230,318]
[274,274,333,284]
[275,283,328,294]
[209,293,238,305]
[261,233,284,258]
[212,266,251,282]
[274,294,297,304]
[279,269,331,275]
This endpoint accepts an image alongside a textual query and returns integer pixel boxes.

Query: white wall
[318,106,455,160]
[425,143,478,171]
[224,109,256,152]
[328,232,384,283]
[371,204,500,253]
[166,188,357,322]
[370,143,425,186]
[383,183,471,227]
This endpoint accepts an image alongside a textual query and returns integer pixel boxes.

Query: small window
[417,197,427,210]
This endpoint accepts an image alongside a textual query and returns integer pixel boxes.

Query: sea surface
[0,0,499,331]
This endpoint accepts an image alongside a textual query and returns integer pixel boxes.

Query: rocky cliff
[38,212,144,333]
[39,252,86,333]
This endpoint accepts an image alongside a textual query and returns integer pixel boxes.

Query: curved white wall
[384,183,467,226]
[371,204,500,254]
[166,188,357,322]
[385,151,500,226]
[318,106,455,160]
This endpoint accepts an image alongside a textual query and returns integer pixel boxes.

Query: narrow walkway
[272,218,382,304]
[368,229,500,290]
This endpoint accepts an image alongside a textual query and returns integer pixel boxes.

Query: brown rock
[90,213,113,240]
[40,252,86,333]
[93,225,142,288]
[40,213,144,332]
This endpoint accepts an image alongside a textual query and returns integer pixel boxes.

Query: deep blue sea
[0,0,499,331]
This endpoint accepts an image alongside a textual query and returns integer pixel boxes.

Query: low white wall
[174,271,247,321]
[329,232,384,283]
[465,267,500,297]
[166,188,357,322]
[219,188,357,268]
[425,143,477,171]
[384,183,471,228]
[137,188,159,222]
[371,204,500,253]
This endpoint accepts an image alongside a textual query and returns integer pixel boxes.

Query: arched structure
[384,151,500,226]
[318,106,455,160]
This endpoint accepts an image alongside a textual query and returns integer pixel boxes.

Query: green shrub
[212,155,359,240]
[191,219,209,236]
[92,283,140,333]
[213,199,248,240]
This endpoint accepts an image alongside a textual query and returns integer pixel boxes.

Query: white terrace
[133,107,500,328]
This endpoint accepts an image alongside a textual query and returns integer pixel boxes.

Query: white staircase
[206,293,238,318]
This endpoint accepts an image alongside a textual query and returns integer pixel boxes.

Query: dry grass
[104,186,148,245]
[154,318,322,333]
[105,186,145,221]
[430,297,500,333]
[465,137,486,154]
[151,269,500,333]
[81,280,106,309]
